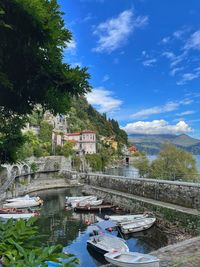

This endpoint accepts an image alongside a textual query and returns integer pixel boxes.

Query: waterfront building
[52,130,96,154]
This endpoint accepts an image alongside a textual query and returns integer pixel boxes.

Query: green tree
[132,155,150,177]
[61,141,74,157]
[150,143,197,181]
[0,0,91,163]
[39,121,53,143]
[0,0,90,115]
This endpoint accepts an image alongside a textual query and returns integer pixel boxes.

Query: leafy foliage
[0,109,27,162]
[0,0,91,115]
[0,0,91,164]
[150,143,197,180]
[0,218,78,267]
[132,144,198,181]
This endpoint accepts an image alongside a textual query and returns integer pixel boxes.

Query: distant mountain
[129,133,200,154]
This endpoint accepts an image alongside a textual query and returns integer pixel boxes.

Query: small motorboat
[119,218,156,234]
[106,214,148,223]
[87,233,129,255]
[0,213,36,220]
[74,204,115,212]
[3,199,43,209]
[66,195,97,204]
[104,251,159,267]
[78,199,103,207]
[66,196,97,208]
[6,195,40,202]
[0,208,39,220]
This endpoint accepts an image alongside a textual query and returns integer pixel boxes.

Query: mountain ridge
[129,133,200,154]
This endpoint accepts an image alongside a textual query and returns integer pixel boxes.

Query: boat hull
[0,213,35,220]
[87,234,129,256]
[105,252,160,267]
[3,200,41,208]
[120,218,156,234]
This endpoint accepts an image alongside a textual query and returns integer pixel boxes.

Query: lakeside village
[1,1,200,266]
[23,110,138,171]
[0,109,200,267]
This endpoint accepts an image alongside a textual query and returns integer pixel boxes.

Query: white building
[52,130,97,154]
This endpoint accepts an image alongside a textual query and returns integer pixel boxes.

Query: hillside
[68,97,128,145]
[129,134,200,154]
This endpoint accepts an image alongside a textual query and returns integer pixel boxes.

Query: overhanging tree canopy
[0,0,91,163]
[0,0,91,115]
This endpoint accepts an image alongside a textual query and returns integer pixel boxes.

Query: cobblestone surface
[151,236,200,267]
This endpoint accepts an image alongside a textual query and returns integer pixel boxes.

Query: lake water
[105,155,200,178]
[35,188,168,267]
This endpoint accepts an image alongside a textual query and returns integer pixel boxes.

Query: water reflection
[33,188,168,267]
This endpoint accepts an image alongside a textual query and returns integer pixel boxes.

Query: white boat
[3,199,42,209]
[78,199,103,207]
[104,251,159,267]
[120,218,156,234]
[66,195,96,204]
[87,234,129,255]
[0,213,35,220]
[106,214,148,223]
[68,196,97,208]
[6,195,40,203]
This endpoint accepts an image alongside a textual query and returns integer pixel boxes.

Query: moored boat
[66,196,97,208]
[66,195,96,204]
[3,199,43,208]
[6,195,40,202]
[87,233,129,255]
[120,218,156,234]
[106,214,148,223]
[0,213,36,220]
[74,204,115,212]
[104,251,160,267]
[78,199,103,207]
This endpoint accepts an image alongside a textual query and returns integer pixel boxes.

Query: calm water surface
[105,155,200,178]
[34,188,168,267]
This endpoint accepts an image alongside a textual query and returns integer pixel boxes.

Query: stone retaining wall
[82,173,200,209]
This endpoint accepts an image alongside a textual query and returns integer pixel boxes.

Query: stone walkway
[87,185,200,216]
[151,236,200,267]
[101,236,200,267]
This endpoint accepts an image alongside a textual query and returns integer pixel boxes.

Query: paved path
[151,236,200,267]
[87,185,200,216]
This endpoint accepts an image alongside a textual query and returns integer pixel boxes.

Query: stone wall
[27,156,71,172]
[83,173,200,209]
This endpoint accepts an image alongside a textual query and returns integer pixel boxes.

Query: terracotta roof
[66,133,80,136]
[81,130,95,134]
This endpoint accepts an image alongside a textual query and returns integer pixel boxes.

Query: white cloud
[65,39,77,55]
[177,72,200,85]
[86,87,122,113]
[170,67,183,76]
[161,36,170,44]
[131,101,180,119]
[122,120,193,135]
[162,51,187,68]
[176,110,196,116]
[173,30,184,40]
[70,62,82,68]
[93,9,148,53]
[130,99,193,119]
[142,58,157,67]
[184,30,200,50]
[102,74,110,82]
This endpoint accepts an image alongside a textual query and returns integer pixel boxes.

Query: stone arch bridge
[0,163,31,196]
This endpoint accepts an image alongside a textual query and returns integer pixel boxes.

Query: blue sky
[59,0,200,138]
